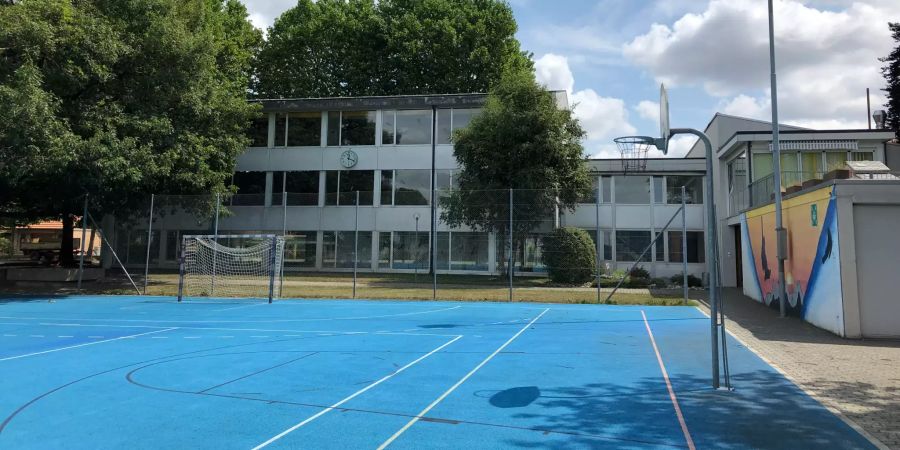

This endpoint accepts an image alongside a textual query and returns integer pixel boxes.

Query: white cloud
[635,100,660,123]
[238,0,297,30]
[624,0,900,129]
[663,135,698,158]
[534,54,638,156]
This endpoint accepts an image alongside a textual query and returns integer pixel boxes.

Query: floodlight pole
[670,127,720,389]
[768,0,788,318]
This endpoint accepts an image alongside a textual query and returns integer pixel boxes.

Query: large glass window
[781,152,800,186]
[436,108,481,144]
[341,111,376,145]
[666,176,703,204]
[601,176,612,203]
[668,231,704,263]
[165,230,179,261]
[116,228,159,265]
[580,177,599,204]
[273,171,319,206]
[435,232,490,271]
[435,169,455,200]
[615,230,651,262]
[380,170,394,205]
[230,171,266,206]
[652,176,664,204]
[852,151,874,161]
[325,171,374,205]
[394,170,430,205]
[586,229,612,261]
[614,176,651,204]
[654,232,665,262]
[274,114,286,147]
[383,110,431,145]
[800,152,821,181]
[248,116,269,147]
[390,231,429,270]
[287,112,321,146]
[514,235,546,272]
[825,151,848,171]
[284,231,317,268]
[753,153,773,181]
[323,231,371,269]
[327,111,340,146]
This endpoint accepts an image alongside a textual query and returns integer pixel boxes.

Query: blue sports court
[0,296,876,449]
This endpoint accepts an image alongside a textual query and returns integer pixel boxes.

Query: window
[323,231,372,269]
[653,177,664,204]
[615,230,650,262]
[389,231,429,270]
[580,177,599,204]
[165,231,179,261]
[378,232,391,269]
[273,171,319,206]
[753,153,773,181]
[435,170,454,200]
[274,114,286,147]
[436,108,481,144]
[248,116,269,147]
[287,112,321,146]
[230,171,266,206]
[394,170,430,205]
[384,110,431,145]
[852,151,874,161]
[668,231,705,263]
[614,176,651,204]
[435,232,489,271]
[325,171,374,205]
[800,152,821,182]
[284,231,317,268]
[825,151,848,171]
[513,235,546,272]
[380,170,394,205]
[586,229,612,261]
[728,152,747,193]
[666,176,703,204]
[654,232,664,262]
[341,111,376,145]
[781,152,799,186]
[327,112,340,146]
[116,228,159,265]
[601,176,612,203]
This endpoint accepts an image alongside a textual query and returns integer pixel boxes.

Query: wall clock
[340,150,358,168]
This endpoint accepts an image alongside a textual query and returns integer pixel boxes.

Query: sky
[239,0,900,158]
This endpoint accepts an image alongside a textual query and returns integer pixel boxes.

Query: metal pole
[77,194,89,292]
[177,236,185,302]
[430,105,438,301]
[142,194,155,295]
[682,186,688,305]
[671,127,720,389]
[353,190,359,299]
[768,0,788,319]
[867,88,872,130]
[596,181,602,304]
[281,176,287,296]
[508,188,513,302]
[414,215,419,282]
[267,235,276,303]
[211,193,220,296]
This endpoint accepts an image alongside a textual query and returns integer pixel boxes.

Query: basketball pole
[682,186,688,305]
[670,127,721,389]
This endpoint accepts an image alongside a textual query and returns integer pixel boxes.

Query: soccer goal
[177,234,285,303]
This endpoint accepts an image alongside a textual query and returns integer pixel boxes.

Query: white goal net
[178,234,285,302]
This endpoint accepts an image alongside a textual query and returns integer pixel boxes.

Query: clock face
[340,150,358,168]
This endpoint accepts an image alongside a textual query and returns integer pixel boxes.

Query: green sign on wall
[810,204,818,227]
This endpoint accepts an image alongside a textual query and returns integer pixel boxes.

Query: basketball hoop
[614,136,655,173]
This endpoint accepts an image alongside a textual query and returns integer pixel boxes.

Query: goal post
[177,234,285,303]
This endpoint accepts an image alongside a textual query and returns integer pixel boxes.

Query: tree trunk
[59,213,75,267]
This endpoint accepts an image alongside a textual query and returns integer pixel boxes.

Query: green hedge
[542,227,597,284]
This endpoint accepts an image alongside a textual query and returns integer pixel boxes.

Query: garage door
[853,205,900,338]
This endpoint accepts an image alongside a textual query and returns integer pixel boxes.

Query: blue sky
[240,0,900,157]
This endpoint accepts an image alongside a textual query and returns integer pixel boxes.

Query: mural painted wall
[741,186,844,336]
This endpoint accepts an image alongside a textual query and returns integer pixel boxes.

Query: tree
[882,22,900,139]
[441,71,592,274]
[254,0,532,98]
[0,0,261,266]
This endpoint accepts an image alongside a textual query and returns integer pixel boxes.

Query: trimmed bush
[670,273,703,287]
[542,227,597,284]
[650,277,670,288]
[629,266,650,279]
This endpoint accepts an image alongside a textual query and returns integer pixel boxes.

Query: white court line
[252,334,464,450]
[640,310,695,450]
[0,328,177,362]
[212,303,267,312]
[0,305,462,325]
[377,308,549,450]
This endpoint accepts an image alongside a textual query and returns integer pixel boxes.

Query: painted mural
[741,186,845,336]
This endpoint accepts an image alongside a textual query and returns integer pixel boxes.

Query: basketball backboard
[658,83,670,154]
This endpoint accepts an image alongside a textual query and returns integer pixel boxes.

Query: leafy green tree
[882,22,900,139]
[254,0,532,98]
[441,71,591,274]
[0,0,261,266]
[543,227,597,284]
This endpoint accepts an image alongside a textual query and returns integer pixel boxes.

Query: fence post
[211,193,220,296]
[177,236,185,303]
[682,186,688,304]
[142,194,155,295]
[353,190,359,299]
[77,194,89,293]
[268,235,276,304]
[596,182,601,304]
[508,188,513,302]
[281,176,287,296]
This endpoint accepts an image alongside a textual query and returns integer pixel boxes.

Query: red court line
[641,310,695,450]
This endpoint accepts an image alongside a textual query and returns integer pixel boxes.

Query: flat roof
[253,93,489,112]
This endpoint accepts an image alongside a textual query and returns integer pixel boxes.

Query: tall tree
[882,22,900,139]
[254,0,532,98]
[441,71,591,274]
[0,0,262,265]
